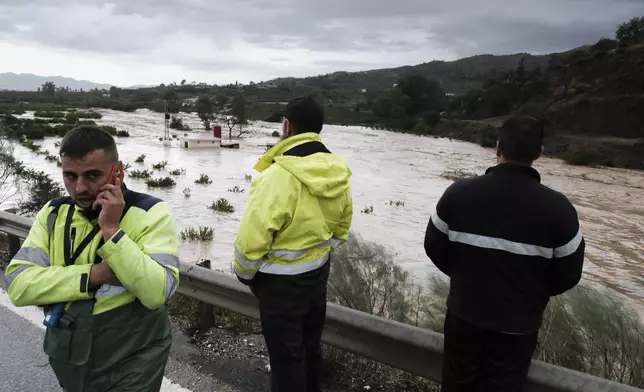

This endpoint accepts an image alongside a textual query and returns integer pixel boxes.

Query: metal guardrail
[0,210,641,392]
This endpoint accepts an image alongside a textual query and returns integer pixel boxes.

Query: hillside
[435,41,644,169]
[266,52,560,95]
[0,72,113,92]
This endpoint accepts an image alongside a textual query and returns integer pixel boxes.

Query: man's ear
[286,120,295,136]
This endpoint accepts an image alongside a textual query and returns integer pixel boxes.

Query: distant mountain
[0,72,113,91]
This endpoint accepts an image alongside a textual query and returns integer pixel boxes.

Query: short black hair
[498,116,544,164]
[285,97,324,134]
[59,125,119,161]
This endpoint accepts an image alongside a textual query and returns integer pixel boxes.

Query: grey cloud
[1,0,643,81]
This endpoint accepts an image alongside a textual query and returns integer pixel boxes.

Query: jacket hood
[254,133,351,198]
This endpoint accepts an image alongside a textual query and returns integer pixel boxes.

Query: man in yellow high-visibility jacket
[5,125,180,392]
[234,97,353,392]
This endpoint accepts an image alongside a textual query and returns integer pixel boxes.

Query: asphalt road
[0,288,244,392]
[0,298,60,392]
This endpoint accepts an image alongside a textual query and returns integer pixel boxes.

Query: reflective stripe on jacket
[5,187,180,315]
[233,132,353,282]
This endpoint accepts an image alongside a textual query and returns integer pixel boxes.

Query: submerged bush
[195,174,213,185]
[227,185,245,193]
[208,198,234,213]
[180,226,215,242]
[135,154,146,163]
[34,111,65,118]
[128,169,151,179]
[101,125,118,136]
[73,110,102,119]
[146,177,175,188]
[152,160,168,170]
[440,169,477,181]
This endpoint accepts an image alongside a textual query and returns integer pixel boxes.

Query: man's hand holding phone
[94,166,125,241]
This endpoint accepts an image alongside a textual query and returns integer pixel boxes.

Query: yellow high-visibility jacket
[5,187,180,314]
[233,132,353,282]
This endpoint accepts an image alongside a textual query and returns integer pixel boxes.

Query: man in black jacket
[424,115,585,392]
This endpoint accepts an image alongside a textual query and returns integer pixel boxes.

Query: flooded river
[5,109,644,311]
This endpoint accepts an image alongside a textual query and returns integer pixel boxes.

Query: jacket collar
[254,132,322,173]
[485,162,541,182]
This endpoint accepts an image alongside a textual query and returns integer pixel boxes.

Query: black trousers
[259,291,327,392]
[441,311,538,392]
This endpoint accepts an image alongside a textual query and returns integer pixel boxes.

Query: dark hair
[498,116,544,163]
[285,97,324,134]
[59,125,119,161]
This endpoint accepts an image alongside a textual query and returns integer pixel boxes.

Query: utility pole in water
[163,99,171,146]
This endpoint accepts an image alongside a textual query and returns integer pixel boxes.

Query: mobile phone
[107,166,123,185]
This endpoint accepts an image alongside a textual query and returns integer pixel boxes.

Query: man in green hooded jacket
[234,97,353,392]
[5,125,180,391]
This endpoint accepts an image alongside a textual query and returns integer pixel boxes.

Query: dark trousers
[259,292,327,392]
[441,311,538,392]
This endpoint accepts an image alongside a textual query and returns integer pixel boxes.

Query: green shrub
[64,113,79,124]
[135,154,146,163]
[361,206,374,214]
[17,170,65,216]
[101,125,117,135]
[73,110,102,119]
[52,124,73,137]
[146,177,175,188]
[128,169,151,179]
[152,160,168,170]
[169,168,186,176]
[328,234,644,389]
[20,140,41,152]
[116,130,130,137]
[179,226,215,242]
[412,122,433,136]
[479,126,498,148]
[440,169,477,181]
[590,38,618,52]
[326,234,438,390]
[44,154,60,166]
[33,111,65,118]
[227,185,245,193]
[208,198,234,213]
[562,143,603,166]
[195,174,213,184]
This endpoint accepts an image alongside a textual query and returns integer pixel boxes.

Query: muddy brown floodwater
[5,109,644,314]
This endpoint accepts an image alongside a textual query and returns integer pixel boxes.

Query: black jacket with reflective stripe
[424,163,585,334]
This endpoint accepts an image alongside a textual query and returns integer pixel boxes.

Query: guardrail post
[3,209,21,259]
[7,233,20,259]
[196,259,215,332]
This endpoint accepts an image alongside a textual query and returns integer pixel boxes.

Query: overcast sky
[1,0,642,87]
